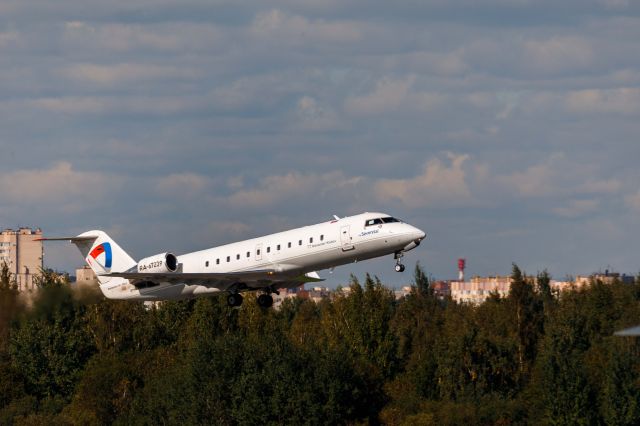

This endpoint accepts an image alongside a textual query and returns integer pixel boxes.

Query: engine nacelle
[137,252,178,273]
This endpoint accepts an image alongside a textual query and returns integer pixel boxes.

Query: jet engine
[137,252,178,273]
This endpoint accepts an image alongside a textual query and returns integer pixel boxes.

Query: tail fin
[73,231,137,280]
[43,231,136,285]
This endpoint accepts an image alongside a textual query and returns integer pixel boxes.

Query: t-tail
[40,231,136,297]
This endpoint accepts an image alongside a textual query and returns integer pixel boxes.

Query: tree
[600,339,640,425]
[508,264,543,381]
[9,276,95,400]
[413,262,431,296]
[537,269,554,314]
[0,262,21,352]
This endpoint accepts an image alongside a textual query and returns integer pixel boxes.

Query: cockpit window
[365,218,384,226]
[381,217,400,223]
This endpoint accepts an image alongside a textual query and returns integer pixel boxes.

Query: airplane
[41,212,426,308]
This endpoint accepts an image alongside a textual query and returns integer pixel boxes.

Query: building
[393,286,413,300]
[574,271,635,287]
[75,265,98,287]
[450,276,511,305]
[431,280,451,299]
[299,286,332,304]
[0,227,43,291]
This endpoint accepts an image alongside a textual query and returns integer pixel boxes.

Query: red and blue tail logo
[89,242,112,269]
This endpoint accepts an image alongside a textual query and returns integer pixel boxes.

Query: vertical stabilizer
[66,231,136,286]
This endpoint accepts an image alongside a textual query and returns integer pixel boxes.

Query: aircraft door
[341,225,355,251]
[255,243,263,261]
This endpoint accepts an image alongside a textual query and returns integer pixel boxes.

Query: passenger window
[288,242,291,248]
[246,251,250,258]
[236,254,240,260]
[277,244,281,250]
[257,249,261,256]
[320,235,324,241]
[226,256,230,262]
[267,247,271,253]
[309,237,313,244]
[299,240,302,246]
[206,261,209,267]
[216,259,220,265]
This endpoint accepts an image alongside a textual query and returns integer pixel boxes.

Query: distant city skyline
[1,1,639,286]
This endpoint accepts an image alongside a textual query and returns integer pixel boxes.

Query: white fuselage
[101,212,426,300]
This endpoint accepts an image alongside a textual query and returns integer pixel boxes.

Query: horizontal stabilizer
[36,236,99,242]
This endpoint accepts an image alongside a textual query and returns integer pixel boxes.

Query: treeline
[1,263,640,425]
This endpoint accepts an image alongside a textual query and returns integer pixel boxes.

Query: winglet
[302,271,324,283]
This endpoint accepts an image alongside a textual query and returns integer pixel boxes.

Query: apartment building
[0,227,43,291]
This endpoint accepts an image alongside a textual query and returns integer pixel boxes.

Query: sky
[1,0,639,287]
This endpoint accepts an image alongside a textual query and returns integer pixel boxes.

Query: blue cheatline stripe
[102,242,113,268]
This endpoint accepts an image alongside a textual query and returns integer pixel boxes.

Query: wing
[102,269,324,287]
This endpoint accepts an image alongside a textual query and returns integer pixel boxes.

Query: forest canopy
[1,263,639,425]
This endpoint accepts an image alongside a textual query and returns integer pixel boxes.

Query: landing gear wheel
[227,293,243,307]
[395,263,405,273]
[257,294,274,308]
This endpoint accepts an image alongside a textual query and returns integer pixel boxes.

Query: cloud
[0,162,123,210]
[565,88,640,115]
[63,63,198,85]
[375,153,471,208]
[553,199,600,218]
[0,31,20,48]
[522,36,594,75]
[228,171,362,208]
[493,154,622,200]
[625,190,640,212]
[344,75,447,116]
[206,220,251,237]
[0,0,639,281]
[383,50,468,77]
[155,173,212,199]
[26,95,200,116]
[63,21,225,53]
[293,96,340,131]
[251,9,361,44]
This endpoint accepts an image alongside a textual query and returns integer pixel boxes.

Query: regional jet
[42,212,425,308]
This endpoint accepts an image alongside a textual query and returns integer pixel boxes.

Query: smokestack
[458,258,466,281]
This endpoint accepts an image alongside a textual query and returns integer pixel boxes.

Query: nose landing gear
[394,251,406,272]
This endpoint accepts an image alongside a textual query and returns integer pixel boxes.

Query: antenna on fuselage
[332,215,340,220]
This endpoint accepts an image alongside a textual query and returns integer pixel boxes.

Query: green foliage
[508,264,544,384]
[9,282,95,400]
[1,266,640,424]
[413,262,431,296]
[0,262,22,352]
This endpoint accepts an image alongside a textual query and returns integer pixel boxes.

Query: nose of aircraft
[413,226,426,241]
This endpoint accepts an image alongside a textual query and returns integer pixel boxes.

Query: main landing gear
[226,289,276,308]
[257,294,273,308]
[227,293,243,307]
[394,251,406,272]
